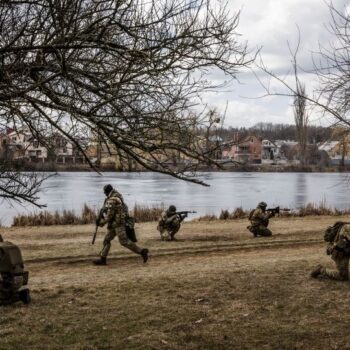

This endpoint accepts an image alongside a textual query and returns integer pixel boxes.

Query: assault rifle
[91,207,107,245]
[176,211,197,221]
[266,206,291,215]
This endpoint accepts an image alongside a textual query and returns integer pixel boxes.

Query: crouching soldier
[311,222,350,281]
[93,184,149,266]
[0,234,31,305]
[157,205,183,241]
[247,202,275,237]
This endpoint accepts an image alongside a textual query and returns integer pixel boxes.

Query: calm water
[1,172,350,226]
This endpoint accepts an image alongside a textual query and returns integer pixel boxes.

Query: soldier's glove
[98,219,106,227]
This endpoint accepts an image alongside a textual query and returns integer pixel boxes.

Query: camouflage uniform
[99,189,143,258]
[157,210,181,241]
[247,204,274,237]
[313,224,350,281]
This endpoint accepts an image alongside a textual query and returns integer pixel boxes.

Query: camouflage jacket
[250,207,273,227]
[99,190,126,227]
[328,223,350,258]
[159,210,180,227]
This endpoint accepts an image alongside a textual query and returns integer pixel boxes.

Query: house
[318,140,350,165]
[261,139,288,164]
[222,135,262,164]
[6,129,47,162]
[1,128,90,164]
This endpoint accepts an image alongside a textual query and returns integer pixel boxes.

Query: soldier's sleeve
[337,224,350,250]
[165,214,178,224]
[252,208,263,220]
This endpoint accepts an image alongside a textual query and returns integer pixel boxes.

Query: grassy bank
[1,216,350,349]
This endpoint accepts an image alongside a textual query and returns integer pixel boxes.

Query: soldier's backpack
[248,209,255,221]
[324,221,349,243]
[0,236,31,305]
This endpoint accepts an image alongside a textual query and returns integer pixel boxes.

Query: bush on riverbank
[11,202,350,226]
[196,202,350,221]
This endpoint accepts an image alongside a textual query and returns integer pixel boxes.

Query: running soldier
[93,184,149,265]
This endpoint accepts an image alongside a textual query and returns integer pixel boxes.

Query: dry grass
[12,202,350,227]
[1,216,350,349]
[131,203,165,222]
[198,202,350,221]
[12,203,165,227]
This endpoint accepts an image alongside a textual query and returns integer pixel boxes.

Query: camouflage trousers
[158,222,181,241]
[100,225,143,258]
[247,225,272,237]
[320,254,349,281]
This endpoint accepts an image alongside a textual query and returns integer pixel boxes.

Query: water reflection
[295,173,307,206]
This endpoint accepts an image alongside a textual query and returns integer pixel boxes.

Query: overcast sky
[205,0,348,128]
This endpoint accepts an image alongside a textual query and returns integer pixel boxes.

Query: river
[1,171,350,226]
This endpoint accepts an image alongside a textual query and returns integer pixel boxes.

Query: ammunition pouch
[125,217,137,243]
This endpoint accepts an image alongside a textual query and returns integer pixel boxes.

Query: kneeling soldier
[311,222,350,281]
[93,184,148,265]
[157,205,182,241]
[247,202,275,237]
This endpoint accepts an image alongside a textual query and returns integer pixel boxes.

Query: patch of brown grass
[12,203,166,227]
[199,202,350,221]
[131,203,164,222]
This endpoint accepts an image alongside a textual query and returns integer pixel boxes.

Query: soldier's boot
[310,264,323,278]
[247,226,257,237]
[93,256,107,266]
[18,288,31,305]
[141,249,149,263]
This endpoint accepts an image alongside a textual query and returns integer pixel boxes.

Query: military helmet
[103,184,113,195]
[168,205,176,213]
[258,201,267,209]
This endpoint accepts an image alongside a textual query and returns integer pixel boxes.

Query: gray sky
[204,0,348,128]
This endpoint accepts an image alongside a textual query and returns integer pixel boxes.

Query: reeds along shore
[11,202,350,227]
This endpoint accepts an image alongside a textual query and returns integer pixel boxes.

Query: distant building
[318,140,350,165]
[222,135,262,164]
[0,128,90,164]
[261,139,288,164]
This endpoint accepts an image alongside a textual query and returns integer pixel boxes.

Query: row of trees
[217,123,332,144]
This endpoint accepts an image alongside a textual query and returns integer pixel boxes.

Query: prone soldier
[93,184,149,265]
[311,222,350,281]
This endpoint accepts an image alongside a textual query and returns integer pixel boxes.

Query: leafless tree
[294,82,308,164]
[0,0,253,206]
[256,3,350,134]
[0,165,48,207]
